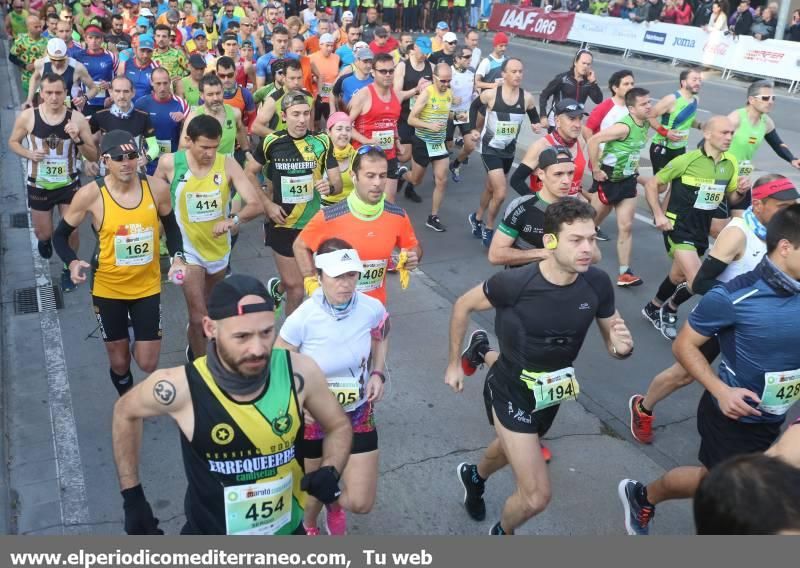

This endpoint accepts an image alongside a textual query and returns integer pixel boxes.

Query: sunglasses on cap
[561,102,584,112]
[106,151,140,162]
[459,52,472,58]
[356,144,385,155]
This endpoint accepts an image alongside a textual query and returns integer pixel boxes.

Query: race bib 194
[519,367,580,413]
[224,474,293,535]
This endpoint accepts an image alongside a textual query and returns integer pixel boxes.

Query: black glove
[301,466,341,504]
[121,484,164,535]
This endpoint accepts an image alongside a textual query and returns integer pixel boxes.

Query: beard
[216,338,270,379]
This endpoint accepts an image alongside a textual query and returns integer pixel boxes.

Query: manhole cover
[10,213,29,228]
[14,285,64,315]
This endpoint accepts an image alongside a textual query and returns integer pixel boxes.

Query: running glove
[121,484,164,535]
[300,466,341,504]
[395,251,410,289]
[304,275,320,296]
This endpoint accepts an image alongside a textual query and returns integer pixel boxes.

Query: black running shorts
[483,367,560,436]
[264,224,300,257]
[92,294,162,343]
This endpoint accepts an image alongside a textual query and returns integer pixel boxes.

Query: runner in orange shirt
[309,33,340,130]
[293,146,422,305]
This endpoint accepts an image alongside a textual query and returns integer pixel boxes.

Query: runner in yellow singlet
[156,115,265,362]
[51,131,186,397]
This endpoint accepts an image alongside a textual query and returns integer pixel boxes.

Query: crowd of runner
[4,0,800,537]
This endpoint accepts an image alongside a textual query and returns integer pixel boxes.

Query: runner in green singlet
[180,74,248,157]
[648,68,704,174]
[176,54,206,107]
[725,79,800,218]
[588,87,652,288]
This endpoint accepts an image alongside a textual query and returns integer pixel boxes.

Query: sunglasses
[562,103,584,111]
[757,95,776,101]
[459,53,472,58]
[107,151,139,162]
[217,72,234,79]
[374,68,394,75]
[434,77,451,84]
[356,144,385,155]
[446,40,457,45]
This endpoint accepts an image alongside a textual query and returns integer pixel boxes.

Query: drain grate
[14,285,64,315]
[10,213,29,228]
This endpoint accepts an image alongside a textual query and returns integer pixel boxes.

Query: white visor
[314,249,363,277]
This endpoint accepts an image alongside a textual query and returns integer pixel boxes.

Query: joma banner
[488,5,575,42]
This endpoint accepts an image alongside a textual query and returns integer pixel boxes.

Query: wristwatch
[370,370,386,384]
[612,346,633,359]
[228,214,240,226]
[74,137,85,146]
[171,251,185,263]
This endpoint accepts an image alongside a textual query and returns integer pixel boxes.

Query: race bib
[114,228,154,266]
[356,259,387,292]
[157,139,172,155]
[280,174,314,204]
[224,474,292,535]
[320,82,333,100]
[186,189,223,222]
[40,157,69,185]
[328,376,363,412]
[693,183,726,211]
[758,369,800,416]
[494,120,519,142]
[738,160,754,178]
[519,367,580,413]
[425,139,448,157]
[374,129,395,151]
[622,154,640,177]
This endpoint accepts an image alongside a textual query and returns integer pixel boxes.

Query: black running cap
[100,130,139,158]
[207,274,275,320]
[538,146,574,169]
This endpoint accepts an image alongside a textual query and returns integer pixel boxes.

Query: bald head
[26,15,42,36]
[434,62,451,77]
[703,115,735,154]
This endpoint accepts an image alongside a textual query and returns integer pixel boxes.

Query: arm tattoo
[293,372,305,394]
[153,380,177,405]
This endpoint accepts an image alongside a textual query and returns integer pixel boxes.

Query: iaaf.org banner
[488,5,575,43]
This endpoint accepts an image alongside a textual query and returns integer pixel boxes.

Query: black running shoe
[461,330,489,376]
[618,479,655,536]
[404,185,422,203]
[426,214,446,232]
[457,462,486,521]
[641,302,661,330]
[595,227,610,242]
[489,521,510,535]
[38,239,53,259]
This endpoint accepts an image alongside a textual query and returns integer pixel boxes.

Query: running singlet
[195,105,237,156]
[298,199,419,305]
[337,73,373,106]
[134,95,188,173]
[181,77,201,107]
[309,51,340,102]
[651,91,697,150]
[399,60,433,120]
[530,134,585,196]
[353,84,402,159]
[170,151,232,262]
[322,145,356,206]
[479,88,526,159]
[280,290,386,413]
[224,86,256,126]
[27,109,80,191]
[414,85,452,157]
[728,108,768,178]
[498,193,549,252]
[267,88,313,133]
[601,114,649,182]
[180,349,306,535]
[657,148,738,244]
[92,175,161,300]
[254,131,336,229]
[484,263,615,381]
[122,58,160,102]
[152,48,188,79]
[717,216,766,282]
[76,49,117,107]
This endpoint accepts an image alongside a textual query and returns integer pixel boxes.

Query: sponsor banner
[488,5,575,42]
[726,35,800,82]
[566,13,640,50]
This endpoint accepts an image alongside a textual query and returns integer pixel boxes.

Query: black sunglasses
[107,151,140,162]
[374,68,394,75]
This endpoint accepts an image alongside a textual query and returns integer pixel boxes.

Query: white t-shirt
[279,290,386,412]
[450,65,475,114]
[600,102,629,131]
[469,47,482,73]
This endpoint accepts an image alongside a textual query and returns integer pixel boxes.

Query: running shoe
[617,270,643,287]
[396,164,409,180]
[404,185,422,203]
[304,525,320,536]
[467,212,483,239]
[325,504,346,535]
[461,329,489,376]
[629,395,654,444]
[618,479,655,536]
[37,239,52,259]
[540,444,552,464]
[60,267,75,293]
[455,137,464,148]
[595,227,610,242]
[457,462,486,521]
[658,306,678,341]
[449,161,461,182]
[641,302,661,330]
[481,226,494,248]
[489,521,510,535]
[426,214,446,232]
